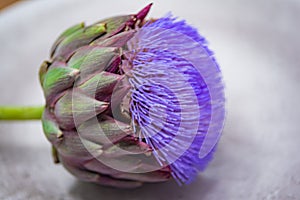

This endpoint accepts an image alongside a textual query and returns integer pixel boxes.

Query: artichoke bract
[39,4,225,188]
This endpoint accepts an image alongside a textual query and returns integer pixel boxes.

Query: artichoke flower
[39,4,225,188]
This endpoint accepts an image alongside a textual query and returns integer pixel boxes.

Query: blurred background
[0,0,300,200]
[0,0,18,10]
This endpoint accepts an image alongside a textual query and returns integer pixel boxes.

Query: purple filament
[127,15,225,184]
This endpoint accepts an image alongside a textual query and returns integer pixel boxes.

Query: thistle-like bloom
[39,4,225,188]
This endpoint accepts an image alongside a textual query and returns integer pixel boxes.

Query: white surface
[0,0,300,199]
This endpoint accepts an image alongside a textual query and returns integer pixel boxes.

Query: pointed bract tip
[136,3,153,20]
[71,68,80,76]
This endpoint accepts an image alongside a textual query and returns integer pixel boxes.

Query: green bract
[39,4,171,188]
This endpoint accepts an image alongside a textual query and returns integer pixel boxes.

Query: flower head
[39,4,225,188]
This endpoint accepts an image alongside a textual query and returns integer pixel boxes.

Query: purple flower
[40,4,225,188]
[126,15,225,184]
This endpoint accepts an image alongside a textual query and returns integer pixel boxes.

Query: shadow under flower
[69,175,217,200]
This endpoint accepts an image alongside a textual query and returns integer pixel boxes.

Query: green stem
[0,106,44,120]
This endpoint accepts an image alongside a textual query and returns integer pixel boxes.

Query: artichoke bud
[39,3,225,188]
